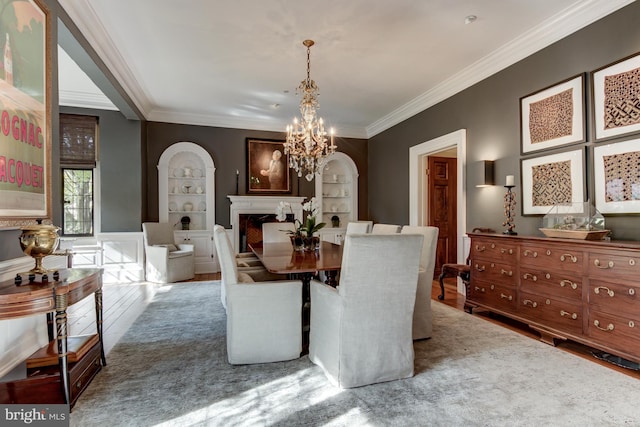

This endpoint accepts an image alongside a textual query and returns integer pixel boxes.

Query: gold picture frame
[0,0,52,225]
[246,138,291,194]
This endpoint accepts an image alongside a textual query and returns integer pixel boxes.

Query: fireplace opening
[238,213,294,252]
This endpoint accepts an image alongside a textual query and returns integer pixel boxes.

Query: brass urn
[19,222,60,274]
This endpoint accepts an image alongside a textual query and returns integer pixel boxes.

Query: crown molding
[59,89,118,111]
[365,0,635,138]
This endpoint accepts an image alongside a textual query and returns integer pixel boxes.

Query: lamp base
[503,230,518,236]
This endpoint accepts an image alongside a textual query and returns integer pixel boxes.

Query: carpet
[70,282,640,426]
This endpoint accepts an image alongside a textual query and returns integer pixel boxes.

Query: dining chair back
[401,225,439,340]
[371,223,401,234]
[262,222,296,243]
[309,233,423,388]
[345,221,373,235]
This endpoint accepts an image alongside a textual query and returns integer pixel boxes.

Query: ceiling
[57,0,634,139]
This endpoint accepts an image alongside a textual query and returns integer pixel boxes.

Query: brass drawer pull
[560,310,577,320]
[594,286,614,297]
[474,264,486,272]
[523,249,538,257]
[500,293,513,301]
[560,279,577,290]
[500,248,513,255]
[523,299,537,308]
[500,269,513,277]
[475,245,486,252]
[594,259,614,269]
[474,286,486,293]
[523,273,537,281]
[560,253,578,263]
[593,320,614,332]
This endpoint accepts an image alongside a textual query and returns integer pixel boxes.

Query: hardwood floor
[69,273,639,380]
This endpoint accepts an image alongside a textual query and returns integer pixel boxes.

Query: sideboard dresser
[467,232,640,364]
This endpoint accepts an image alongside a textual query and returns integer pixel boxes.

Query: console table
[0,268,105,407]
[467,233,640,364]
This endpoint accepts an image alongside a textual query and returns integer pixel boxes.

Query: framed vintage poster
[0,0,51,223]
[520,74,585,154]
[592,52,640,141]
[246,138,290,194]
[521,148,585,215]
[593,138,640,214]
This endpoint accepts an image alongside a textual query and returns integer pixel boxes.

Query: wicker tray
[539,228,609,240]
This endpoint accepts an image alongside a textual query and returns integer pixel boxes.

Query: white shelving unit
[314,152,358,244]
[157,142,217,273]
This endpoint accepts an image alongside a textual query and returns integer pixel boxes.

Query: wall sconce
[475,160,495,187]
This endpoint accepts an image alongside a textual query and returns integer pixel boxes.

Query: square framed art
[520,74,585,154]
[593,138,640,214]
[592,51,640,141]
[521,148,585,215]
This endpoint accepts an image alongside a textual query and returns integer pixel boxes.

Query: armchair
[142,222,194,283]
[401,225,439,340]
[213,225,302,364]
[309,234,423,388]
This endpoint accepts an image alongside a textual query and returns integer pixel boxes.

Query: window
[60,114,98,236]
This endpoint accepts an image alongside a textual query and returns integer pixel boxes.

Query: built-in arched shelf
[314,152,359,244]
[157,142,217,272]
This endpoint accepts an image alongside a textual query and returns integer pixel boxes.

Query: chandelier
[284,39,336,181]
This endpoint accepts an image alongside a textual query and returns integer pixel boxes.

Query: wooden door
[427,156,457,277]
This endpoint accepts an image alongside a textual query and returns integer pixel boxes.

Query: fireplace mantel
[228,195,305,252]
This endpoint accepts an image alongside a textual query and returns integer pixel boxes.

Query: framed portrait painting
[592,52,640,141]
[521,148,585,215]
[593,139,640,214]
[246,138,290,194]
[520,74,585,154]
[0,0,51,223]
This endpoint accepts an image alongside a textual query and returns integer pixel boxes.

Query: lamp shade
[476,160,495,187]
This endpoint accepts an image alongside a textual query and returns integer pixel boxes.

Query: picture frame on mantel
[521,148,585,215]
[592,51,640,141]
[0,0,52,225]
[520,74,585,154]
[246,138,291,194]
[593,138,640,214]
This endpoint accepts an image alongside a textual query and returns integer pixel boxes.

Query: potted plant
[276,198,326,251]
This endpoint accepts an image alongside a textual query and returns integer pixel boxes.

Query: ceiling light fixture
[465,15,477,25]
[284,39,335,181]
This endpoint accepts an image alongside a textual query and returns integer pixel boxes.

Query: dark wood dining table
[249,241,343,354]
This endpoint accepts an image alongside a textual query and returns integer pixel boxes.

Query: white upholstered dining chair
[401,225,439,340]
[142,222,195,283]
[309,233,423,388]
[345,221,373,235]
[213,225,302,364]
[370,223,401,234]
[262,222,296,243]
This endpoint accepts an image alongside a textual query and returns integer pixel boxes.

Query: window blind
[59,114,98,167]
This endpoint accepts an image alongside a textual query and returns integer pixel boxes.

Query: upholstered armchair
[309,233,423,388]
[401,225,439,340]
[213,225,302,364]
[371,223,401,234]
[142,222,195,283]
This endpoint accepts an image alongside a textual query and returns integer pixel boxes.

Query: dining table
[249,240,343,353]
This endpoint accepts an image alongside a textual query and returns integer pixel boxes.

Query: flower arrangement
[276,197,326,250]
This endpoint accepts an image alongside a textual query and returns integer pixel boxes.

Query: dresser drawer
[470,260,517,287]
[587,250,640,280]
[471,239,517,263]
[519,291,582,335]
[467,281,517,313]
[588,309,640,357]
[519,267,582,301]
[520,243,583,273]
[588,279,640,318]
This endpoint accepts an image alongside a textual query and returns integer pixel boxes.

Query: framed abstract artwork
[593,139,640,214]
[521,148,585,215]
[592,52,640,141]
[520,74,585,154]
[0,0,51,224]
[246,138,291,194]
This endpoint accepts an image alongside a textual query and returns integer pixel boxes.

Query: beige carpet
[70,281,640,426]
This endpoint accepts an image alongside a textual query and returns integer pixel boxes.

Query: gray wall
[60,107,142,232]
[369,2,640,241]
